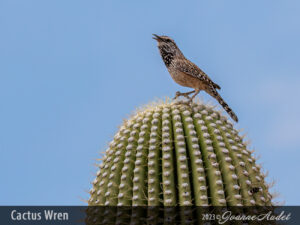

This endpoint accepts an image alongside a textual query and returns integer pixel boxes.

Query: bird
[153,34,238,122]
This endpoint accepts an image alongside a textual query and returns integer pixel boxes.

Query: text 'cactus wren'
[153,34,238,122]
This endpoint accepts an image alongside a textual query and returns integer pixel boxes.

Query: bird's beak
[152,34,162,41]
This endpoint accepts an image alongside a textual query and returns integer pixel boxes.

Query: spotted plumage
[153,34,238,122]
[158,45,175,67]
[174,59,221,90]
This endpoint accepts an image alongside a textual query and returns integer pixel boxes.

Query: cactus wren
[153,34,238,122]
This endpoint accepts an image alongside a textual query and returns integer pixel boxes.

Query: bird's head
[152,34,183,64]
[152,34,177,48]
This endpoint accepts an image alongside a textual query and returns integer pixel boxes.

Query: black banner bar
[0,206,299,225]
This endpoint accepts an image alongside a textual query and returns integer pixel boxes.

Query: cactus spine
[89,101,272,207]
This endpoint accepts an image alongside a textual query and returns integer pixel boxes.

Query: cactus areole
[88,101,272,207]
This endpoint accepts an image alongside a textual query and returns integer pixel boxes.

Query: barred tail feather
[208,88,238,122]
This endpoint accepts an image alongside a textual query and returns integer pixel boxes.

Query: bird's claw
[173,91,181,100]
[187,98,193,105]
[173,91,191,100]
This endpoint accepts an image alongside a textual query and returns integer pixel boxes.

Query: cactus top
[89,100,272,206]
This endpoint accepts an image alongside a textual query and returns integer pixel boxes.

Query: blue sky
[1,0,299,205]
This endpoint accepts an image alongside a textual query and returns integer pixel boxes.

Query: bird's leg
[188,90,200,104]
[173,90,195,100]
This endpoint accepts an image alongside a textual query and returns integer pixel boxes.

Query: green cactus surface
[88,100,272,207]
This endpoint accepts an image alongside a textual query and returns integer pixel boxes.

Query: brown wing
[175,59,221,90]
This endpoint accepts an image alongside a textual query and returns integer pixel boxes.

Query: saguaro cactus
[88,101,272,207]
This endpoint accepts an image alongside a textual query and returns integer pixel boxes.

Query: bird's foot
[173,91,192,100]
[187,98,194,106]
[173,91,181,100]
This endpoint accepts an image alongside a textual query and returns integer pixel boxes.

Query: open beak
[152,34,162,41]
